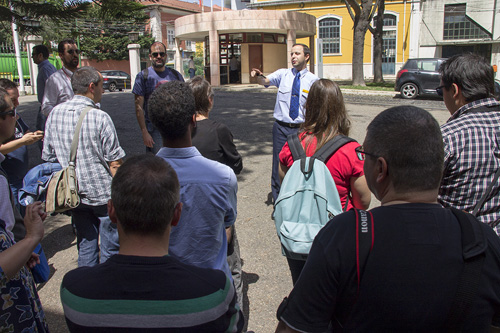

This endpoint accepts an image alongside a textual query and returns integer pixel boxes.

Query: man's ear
[171,202,182,227]
[192,114,197,128]
[107,199,118,225]
[451,83,460,99]
[375,157,389,184]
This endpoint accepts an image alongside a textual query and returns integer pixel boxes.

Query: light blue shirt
[156,146,237,278]
[37,59,57,104]
[267,68,319,123]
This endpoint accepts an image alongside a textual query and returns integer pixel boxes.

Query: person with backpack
[276,79,371,284]
[276,106,500,332]
[132,42,184,154]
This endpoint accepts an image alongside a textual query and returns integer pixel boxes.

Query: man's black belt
[276,120,301,128]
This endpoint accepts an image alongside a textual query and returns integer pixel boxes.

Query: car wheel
[400,82,418,99]
[109,82,117,92]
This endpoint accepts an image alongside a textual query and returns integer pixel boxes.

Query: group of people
[2,37,500,332]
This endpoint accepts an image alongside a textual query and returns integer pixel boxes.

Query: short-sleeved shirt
[42,95,125,206]
[132,67,184,122]
[156,146,237,278]
[0,219,49,332]
[37,59,57,104]
[278,204,500,331]
[439,98,500,233]
[279,134,364,210]
[2,116,29,184]
[267,68,319,123]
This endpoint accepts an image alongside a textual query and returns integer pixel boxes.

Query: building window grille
[319,18,340,54]
[443,4,491,40]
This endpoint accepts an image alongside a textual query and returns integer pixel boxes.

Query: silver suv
[395,58,446,99]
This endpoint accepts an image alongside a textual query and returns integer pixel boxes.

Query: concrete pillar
[24,35,43,96]
[175,37,183,77]
[309,35,315,74]
[128,44,141,86]
[287,29,296,69]
[149,6,163,42]
[209,28,220,86]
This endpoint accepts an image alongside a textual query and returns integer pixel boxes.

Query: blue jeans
[146,120,162,154]
[272,121,299,202]
[189,68,195,79]
[72,203,119,267]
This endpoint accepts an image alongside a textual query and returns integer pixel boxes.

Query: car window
[419,61,437,72]
[404,60,418,70]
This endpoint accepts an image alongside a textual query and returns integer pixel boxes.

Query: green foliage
[0,0,90,35]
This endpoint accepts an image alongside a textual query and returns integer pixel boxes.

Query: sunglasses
[67,49,80,55]
[152,52,166,58]
[0,108,16,117]
[355,146,378,161]
[436,85,445,97]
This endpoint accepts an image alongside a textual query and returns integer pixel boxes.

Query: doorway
[249,45,263,84]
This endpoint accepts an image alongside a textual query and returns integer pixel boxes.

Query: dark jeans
[287,257,306,285]
[272,121,299,202]
[227,226,243,312]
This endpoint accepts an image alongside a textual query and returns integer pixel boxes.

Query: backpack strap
[355,209,374,294]
[287,133,306,161]
[445,208,487,331]
[313,135,356,163]
[142,68,148,82]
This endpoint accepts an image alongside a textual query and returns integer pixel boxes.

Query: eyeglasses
[355,146,378,161]
[436,85,445,97]
[152,52,166,58]
[0,108,16,117]
[67,49,80,55]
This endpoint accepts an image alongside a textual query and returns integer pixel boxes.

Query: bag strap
[287,133,306,161]
[445,208,487,331]
[142,68,149,82]
[355,209,374,294]
[313,135,356,163]
[472,167,500,217]
[69,106,92,165]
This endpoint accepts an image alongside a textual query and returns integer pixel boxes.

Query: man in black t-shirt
[276,105,500,332]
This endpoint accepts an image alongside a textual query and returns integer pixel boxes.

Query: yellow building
[248,0,414,80]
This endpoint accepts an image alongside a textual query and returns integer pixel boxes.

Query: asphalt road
[15,86,450,332]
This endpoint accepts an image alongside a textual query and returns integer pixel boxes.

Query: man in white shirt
[41,39,80,117]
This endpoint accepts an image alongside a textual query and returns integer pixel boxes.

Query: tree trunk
[373,0,385,83]
[352,23,367,86]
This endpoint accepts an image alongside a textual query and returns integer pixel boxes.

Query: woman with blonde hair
[279,78,371,284]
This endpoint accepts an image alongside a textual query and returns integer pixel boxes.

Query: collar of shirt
[292,67,309,78]
[448,97,500,122]
[72,95,99,109]
[38,59,50,68]
[157,146,202,159]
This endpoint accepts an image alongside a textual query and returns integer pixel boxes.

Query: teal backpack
[274,134,355,260]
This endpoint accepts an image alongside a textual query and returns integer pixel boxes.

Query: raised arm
[251,68,270,86]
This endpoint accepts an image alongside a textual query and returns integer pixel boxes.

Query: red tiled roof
[141,0,228,13]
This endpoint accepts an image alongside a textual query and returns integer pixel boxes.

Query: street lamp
[129,31,139,42]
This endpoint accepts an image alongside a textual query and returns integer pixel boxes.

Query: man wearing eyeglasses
[41,39,80,117]
[438,53,500,235]
[133,42,184,154]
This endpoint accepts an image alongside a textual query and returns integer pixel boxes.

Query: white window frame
[317,14,343,56]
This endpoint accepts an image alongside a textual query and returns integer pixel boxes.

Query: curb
[213,84,398,97]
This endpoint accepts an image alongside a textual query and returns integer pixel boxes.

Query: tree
[345,0,382,85]
[0,0,90,35]
[370,0,385,83]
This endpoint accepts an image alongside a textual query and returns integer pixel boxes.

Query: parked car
[395,58,446,99]
[101,70,131,92]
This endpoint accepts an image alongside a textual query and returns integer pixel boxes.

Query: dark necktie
[289,71,301,120]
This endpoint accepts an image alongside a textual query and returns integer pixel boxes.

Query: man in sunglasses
[41,39,80,117]
[133,42,184,154]
[438,53,500,234]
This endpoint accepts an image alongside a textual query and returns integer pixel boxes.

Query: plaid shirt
[42,95,125,206]
[439,97,500,234]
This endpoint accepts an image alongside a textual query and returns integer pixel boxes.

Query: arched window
[319,17,340,54]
